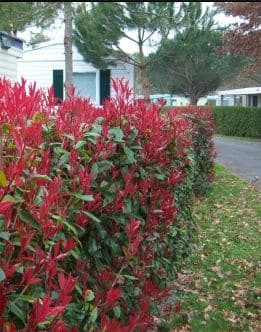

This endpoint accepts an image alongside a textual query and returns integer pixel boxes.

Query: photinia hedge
[0,78,215,331]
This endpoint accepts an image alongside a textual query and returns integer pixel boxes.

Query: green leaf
[170,226,178,237]
[73,193,94,202]
[2,123,11,134]
[34,187,46,206]
[123,145,136,164]
[96,224,107,239]
[111,214,126,225]
[0,231,10,241]
[71,247,81,259]
[18,210,39,230]
[85,290,95,302]
[63,133,75,141]
[0,267,6,282]
[8,302,26,325]
[16,294,35,303]
[52,214,79,237]
[3,194,24,204]
[122,274,138,280]
[154,173,166,180]
[102,193,115,207]
[96,160,113,173]
[134,287,141,296]
[113,305,121,319]
[91,163,99,181]
[89,306,98,324]
[0,170,8,187]
[82,211,101,224]
[75,283,82,296]
[85,131,100,138]
[32,112,44,123]
[88,237,98,254]
[0,215,5,228]
[108,127,125,142]
[123,199,132,214]
[31,174,52,182]
[16,265,24,273]
[128,128,138,143]
[75,140,87,149]
[57,153,69,167]
[91,124,102,135]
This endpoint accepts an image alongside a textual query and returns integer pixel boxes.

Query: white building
[216,87,261,107]
[17,41,135,105]
[137,93,215,107]
[0,32,23,81]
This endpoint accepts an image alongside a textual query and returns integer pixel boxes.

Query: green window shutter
[100,69,110,105]
[53,70,63,100]
[252,95,258,107]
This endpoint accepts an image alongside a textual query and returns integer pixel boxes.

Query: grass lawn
[158,164,261,332]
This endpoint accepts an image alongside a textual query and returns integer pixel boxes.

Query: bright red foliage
[0,77,215,331]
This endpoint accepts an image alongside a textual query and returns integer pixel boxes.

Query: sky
[17,2,241,54]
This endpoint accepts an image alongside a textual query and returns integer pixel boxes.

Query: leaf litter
[152,164,261,331]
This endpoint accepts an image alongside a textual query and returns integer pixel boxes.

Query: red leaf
[0,201,14,215]
[19,229,35,254]
[58,273,78,294]
[12,128,24,157]
[126,218,140,240]
[22,268,41,286]
[130,234,141,256]
[175,302,181,313]
[29,296,66,329]
[106,288,121,303]
[0,287,7,316]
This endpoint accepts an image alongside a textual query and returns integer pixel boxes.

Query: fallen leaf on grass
[170,325,191,332]
[209,265,224,278]
[235,299,245,308]
[204,304,214,313]
[222,309,239,324]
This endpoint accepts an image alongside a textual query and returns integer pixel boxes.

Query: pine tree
[73,2,185,102]
[0,2,61,35]
[147,3,244,105]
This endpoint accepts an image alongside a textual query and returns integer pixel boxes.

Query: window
[53,70,63,101]
[234,95,242,106]
[100,69,110,104]
[73,72,96,102]
[252,95,258,107]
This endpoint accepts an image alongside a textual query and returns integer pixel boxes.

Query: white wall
[110,61,134,97]
[0,47,23,81]
[17,42,134,105]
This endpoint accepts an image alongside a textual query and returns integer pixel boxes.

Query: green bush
[212,106,261,138]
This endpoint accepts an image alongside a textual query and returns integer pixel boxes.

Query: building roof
[218,87,261,96]
[23,40,63,52]
[0,31,24,50]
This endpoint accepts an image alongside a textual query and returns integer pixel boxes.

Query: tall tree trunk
[138,34,150,103]
[190,95,198,106]
[64,2,73,97]
[140,66,150,103]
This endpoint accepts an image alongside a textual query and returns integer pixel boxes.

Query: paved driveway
[214,136,261,184]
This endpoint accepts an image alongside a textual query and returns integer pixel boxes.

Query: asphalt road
[214,136,261,183]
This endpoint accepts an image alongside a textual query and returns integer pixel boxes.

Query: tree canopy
[73,2,186,101]
[0,2,61,36]
[147,2,244,105]
[215,2,261,82]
